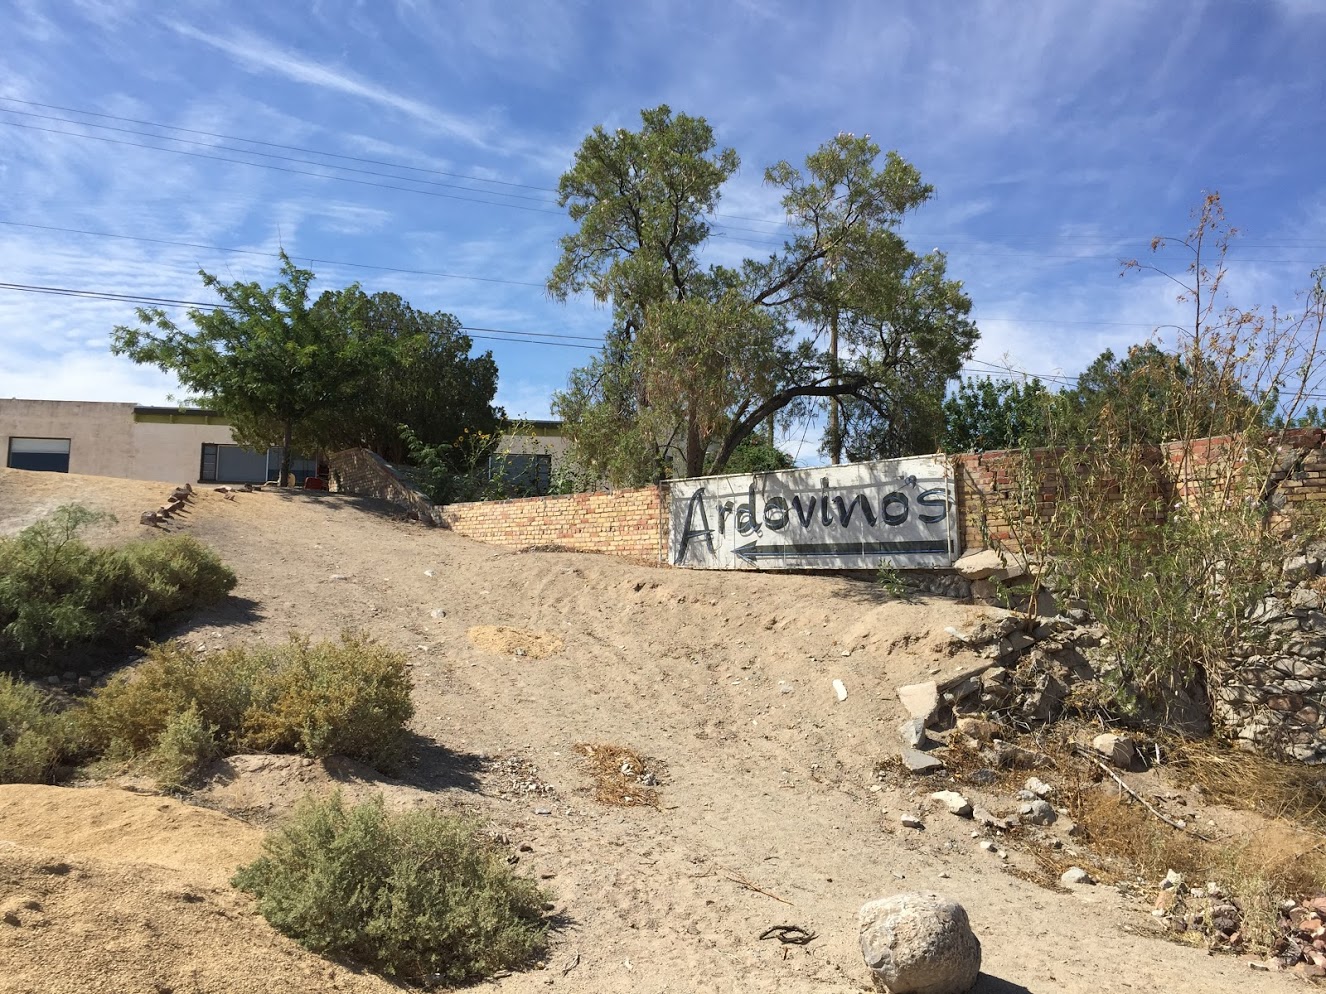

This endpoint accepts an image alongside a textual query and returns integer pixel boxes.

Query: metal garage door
[6,437,71,473]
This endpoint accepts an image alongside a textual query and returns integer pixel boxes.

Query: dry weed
[1170,740,1326,832]
[1073,789,1326,948]
[573,743,663,808]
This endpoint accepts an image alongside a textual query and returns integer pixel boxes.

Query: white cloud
[166,20,503,152]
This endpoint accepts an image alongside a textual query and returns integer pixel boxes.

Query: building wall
[131,421,239,482]
[1,399,138,478]
[440,486,666,561]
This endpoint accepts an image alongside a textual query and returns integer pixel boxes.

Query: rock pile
[139,483,194,526]
[1214,551,1326,761]
[941,548,1326,763]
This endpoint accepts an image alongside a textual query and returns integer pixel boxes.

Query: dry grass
[1073,788,1326,949]
[573,743,663,808]
[1170,739,1326,832]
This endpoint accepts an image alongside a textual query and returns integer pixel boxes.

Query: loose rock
[1092,732,1141,770]
[900,749,945,775]
[858,892,981,994]
[1018,799,1056,826]
[928,791,973,818]
[1061,867,1095,886]
[897,682,940,726]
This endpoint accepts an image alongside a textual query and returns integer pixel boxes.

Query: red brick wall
[440,486,668,561]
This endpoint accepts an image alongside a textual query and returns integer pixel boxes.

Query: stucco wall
[1,399,240,483]
[131,421,239,482]
[1,399,138,478]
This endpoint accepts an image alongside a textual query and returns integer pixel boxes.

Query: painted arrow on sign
[733,539,951,564]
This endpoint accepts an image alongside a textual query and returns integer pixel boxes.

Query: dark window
[199,443,318,484]
[7,437,71,473]
[489,452,552,496]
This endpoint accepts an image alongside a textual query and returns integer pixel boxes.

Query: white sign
[668,456,957,570]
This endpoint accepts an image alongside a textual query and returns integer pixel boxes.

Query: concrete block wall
[440,486,667,561]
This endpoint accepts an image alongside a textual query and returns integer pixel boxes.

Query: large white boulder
[859,892,981,993]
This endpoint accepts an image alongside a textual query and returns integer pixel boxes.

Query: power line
[0,107,562,206]
[0,96,558,194]
[0,219,550,289]
[0,281,601,350]
[0,120,566,215]
[8,97,1326,263]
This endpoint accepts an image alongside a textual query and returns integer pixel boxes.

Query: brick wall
[440,486,668,561]
[326,448,442,525]
[953,428,1326,553]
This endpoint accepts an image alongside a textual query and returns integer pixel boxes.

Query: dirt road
[0,469,1282,993]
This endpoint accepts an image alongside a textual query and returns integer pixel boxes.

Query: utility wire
[0,120,566,215]
[0,96,559,192]
[0,219,1275,333]
[0,281,601,349]
[8,97,1326,261]
[0,107,562,205]
[0,219,549,289]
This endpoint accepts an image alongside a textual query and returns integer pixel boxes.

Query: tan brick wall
[440,486,667,562]
[952,428,1326,553]
[327,448,441,525]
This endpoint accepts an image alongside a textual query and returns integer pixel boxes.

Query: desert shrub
[0,674,79,783]
[149,704,218,791]
[80,633,414,785]
[241,633,415,772]
[0,505,236,670]
[233,793,549,984]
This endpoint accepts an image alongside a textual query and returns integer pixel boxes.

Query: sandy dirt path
[0,469,1287,993]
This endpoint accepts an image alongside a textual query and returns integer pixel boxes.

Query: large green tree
[229,290,503,464]
[548,107,977,485]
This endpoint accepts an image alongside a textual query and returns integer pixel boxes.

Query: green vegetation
[0,505,235,671]
[0,673,80,783]
[549,105,976,484]
[983,194,1326,717]
[82,633,415,785]
[233,793,549,985]
[111,257,502,485]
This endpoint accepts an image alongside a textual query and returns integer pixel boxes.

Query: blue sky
[2,0,1324,461]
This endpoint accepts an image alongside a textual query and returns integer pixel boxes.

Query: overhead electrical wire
[0,120,567,215]
[6,97,1326,264]
[0,281,601,350]
[0,219,549,289]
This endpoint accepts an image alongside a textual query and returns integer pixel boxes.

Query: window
[489,452,552,496]
[199,443,318,484]
[7,437,71,473]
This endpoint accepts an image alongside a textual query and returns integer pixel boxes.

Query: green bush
[0,505,236,670]
[241,633,415,771]
[81,633,414,785]
[233,793,549,985]
[149,703,218,792]
[0,674,79,783]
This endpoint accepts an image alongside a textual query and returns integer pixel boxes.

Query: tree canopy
[548,106,977,485]
[111,255,500,481]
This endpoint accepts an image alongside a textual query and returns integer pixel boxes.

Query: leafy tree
[228,290,502,464]
[548,107,976,485]
[112,254,393,484]
[940,376,1056,452]
[723,435,794,474]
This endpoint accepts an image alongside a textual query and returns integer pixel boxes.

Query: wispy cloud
[166,20,502,152]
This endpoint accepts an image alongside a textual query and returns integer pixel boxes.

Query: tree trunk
[281,419,294,487]
[828,307,841,464]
